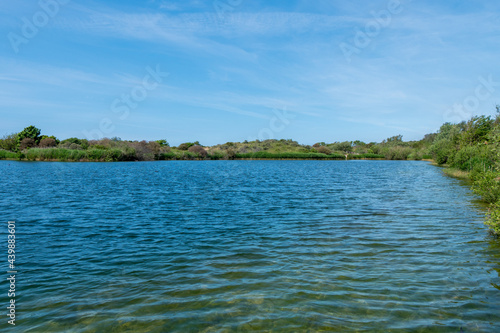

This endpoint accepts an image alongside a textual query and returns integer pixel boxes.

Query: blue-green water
[1,160,500,332]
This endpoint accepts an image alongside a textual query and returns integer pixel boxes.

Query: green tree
[155,139,170,147]
[17,125,41,145]
[460,116,493,146]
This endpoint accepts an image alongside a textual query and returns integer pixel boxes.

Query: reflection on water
[1,160,499,332]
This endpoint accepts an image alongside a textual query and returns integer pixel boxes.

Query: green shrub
[408,151,423,160]
[39,137,57,148]
[485,202,500,237]
[315,146,332,154]
[0,149,18,159]
[69,149,86,161]
[159,152,177,160]
[87,149,106,161]
[450,145,493,171]
[430,139,455,164]
[471,171,500,203]
[188,145,208,158]
[105,149,124,161]
[0,134,18,151]
[208,152,224,160]
[177,142,195,151]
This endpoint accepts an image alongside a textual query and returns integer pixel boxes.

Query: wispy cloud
[1,0,499,143]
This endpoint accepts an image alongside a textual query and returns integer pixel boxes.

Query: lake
[1,160,500,332]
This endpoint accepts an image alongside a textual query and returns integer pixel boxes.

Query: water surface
[1,160,499,332]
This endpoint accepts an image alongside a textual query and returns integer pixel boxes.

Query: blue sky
[1,0,499,145]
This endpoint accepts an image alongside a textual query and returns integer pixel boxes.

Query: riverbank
[442,167,470,181]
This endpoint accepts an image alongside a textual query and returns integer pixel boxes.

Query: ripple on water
[1,160,499,332]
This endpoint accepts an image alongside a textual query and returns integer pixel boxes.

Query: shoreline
[0,157,420,162]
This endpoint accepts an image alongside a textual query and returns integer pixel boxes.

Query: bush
[188,145,208,158]
[315,146,332,155]
[430,139,455,165]
[59,141,83,150]
[39,137,57,148]
[0,133,18,151]
[159,152,177,160]
[60,137,89,149]
[408,151,423,160]
[0,149,18,159]
[485,202,500,237]
[383,146,413,160]
[471,171,500,203]
[87,149,106,161]
[20,138,36,150]
[178,142,195,151]
[105,149,124,162]
[449,145,493,171]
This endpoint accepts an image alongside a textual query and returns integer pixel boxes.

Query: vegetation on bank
[424,107,500,237]
[2,108,500,236]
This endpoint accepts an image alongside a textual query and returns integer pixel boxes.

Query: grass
[0,149,19,159]
[442,167,470,180]
[22,148,136,162]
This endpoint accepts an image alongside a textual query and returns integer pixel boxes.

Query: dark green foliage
[460,116,493,146]
[156,139,169,147]
[17,125,41,145]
